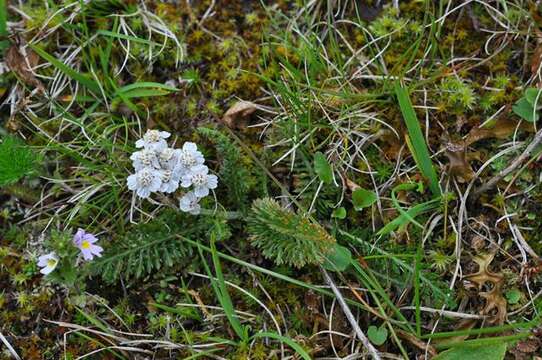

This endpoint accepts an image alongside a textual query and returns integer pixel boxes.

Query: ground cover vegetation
[0,0,541,359]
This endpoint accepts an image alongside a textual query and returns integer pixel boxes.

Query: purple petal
[90,244,103,257]
[83,233,98,244]
[74,229,85,243]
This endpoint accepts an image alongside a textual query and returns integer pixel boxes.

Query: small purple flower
[37,252,59,275]
[181,165,218,197]
[179,191,201,215]
[74,229,103,261]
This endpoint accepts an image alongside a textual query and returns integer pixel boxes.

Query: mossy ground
[1,0,542,359]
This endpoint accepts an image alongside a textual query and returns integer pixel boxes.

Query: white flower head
[178,142,204,172]
[37,252,59,275]
[158,147,182,170]
[181,164,218,198]
[127,168,162,198]
[135,130,170,151]
[130,149,159,171]
[159,168,182,193]
[179,191,201,215]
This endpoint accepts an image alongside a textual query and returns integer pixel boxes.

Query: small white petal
[194,186,209,198]
[207,175,218,189]
[127,175,137,189]
[183,142,197,151]
[135,139,145,148]
[138,188,151,198]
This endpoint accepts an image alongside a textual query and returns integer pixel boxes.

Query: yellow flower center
[81,240,91,249]
[47,259,57,267]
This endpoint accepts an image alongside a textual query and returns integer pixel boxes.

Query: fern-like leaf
[90,211,197,283]
[197,127,253,211]
[0,135,38,187]
[248,198,335,268]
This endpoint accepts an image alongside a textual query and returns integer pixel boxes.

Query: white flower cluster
[127,129,218,215]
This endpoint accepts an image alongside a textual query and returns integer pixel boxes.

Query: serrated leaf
[513,97,539,123]
[433,343,507,360]
[352,188,377,210]
[314,152,333,184]
[323,244,352,272]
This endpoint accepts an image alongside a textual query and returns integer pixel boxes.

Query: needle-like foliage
[248,198,335,268]
[0,136,38,187]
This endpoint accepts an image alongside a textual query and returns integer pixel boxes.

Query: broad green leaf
[434,343,507,360]
[513,97,539,123]
[352,188,377,210]
[314,152,333,184]
[332,207,347,219]
[367,325,388,346]
[505,289,522,305]
[524,88,542,106]
[323,244,352,272]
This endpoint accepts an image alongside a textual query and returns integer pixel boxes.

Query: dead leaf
[222,100,257,129]
[445,141,475,182]
[5,42,44,92]
[345,177,360,192]
[465,118,529,146]
[465,252,507,325]
[531,45,542,76]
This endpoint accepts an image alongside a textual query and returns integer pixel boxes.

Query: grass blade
[30,44,102,94]
[0,0,8,53]
[394,82,441,196]
[252,332,311,360]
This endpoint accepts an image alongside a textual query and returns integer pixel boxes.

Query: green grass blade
[209,235,247,341]
[252,332,311,360]
[0,0,8,53]
[97,30,161,46]
[30,44,102,94]
[394,83,441,196]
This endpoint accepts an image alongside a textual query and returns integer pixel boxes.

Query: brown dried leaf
[531,45,542,76]
[479,283,507,325]
[345,177,360,192]
[5,43,44,92]
[445,141,474,183]
[466,253,503,287]
[222,100,257,129]
[465,119,529,146]
[512,337,540,356]
[465,253,507,325]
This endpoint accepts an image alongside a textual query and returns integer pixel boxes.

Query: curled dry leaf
[5,43,44,92]
[465,118,530,146]
[445,141,474,182]
[221,100,257,129]
[465,252,507,325]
